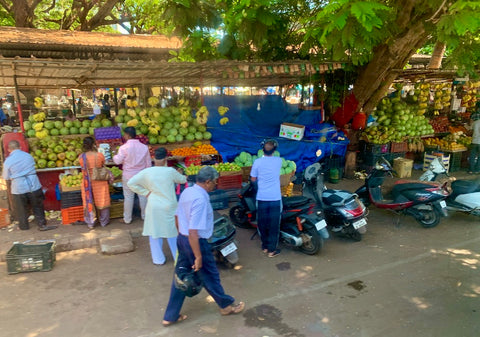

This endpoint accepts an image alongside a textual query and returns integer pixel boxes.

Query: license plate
[315,219,327,231]
[220,242,237,257]
[440,200,447,208]
[352,218,367,229]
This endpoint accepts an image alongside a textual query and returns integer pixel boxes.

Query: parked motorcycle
[209,212,239,268]
[355,157,449,228]
[303,162,368,241]
[417,157,480,217]
[229,183,329,255]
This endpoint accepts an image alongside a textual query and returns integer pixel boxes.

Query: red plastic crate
[217,174,242,190]
[61,206,84,225]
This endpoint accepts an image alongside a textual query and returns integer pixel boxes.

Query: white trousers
[149,236,177,265]
[122,177,147,223]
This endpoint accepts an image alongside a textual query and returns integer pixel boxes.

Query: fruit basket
[7,241,56,274]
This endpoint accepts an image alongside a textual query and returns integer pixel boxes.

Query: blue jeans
[256,200,282,252]
[163,234,235,322]
[469,144,480,172]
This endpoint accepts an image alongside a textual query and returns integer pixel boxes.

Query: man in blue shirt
[2,140,55,231]
[162,166,245,327]
[251,139,283,257]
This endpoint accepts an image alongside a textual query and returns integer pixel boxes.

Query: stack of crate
[60,186,84,225]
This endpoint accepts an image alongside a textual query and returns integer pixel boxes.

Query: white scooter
[419,157,480,217]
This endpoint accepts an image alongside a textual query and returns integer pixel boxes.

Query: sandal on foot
[268,250,281,258]
[220,301,245,316]
[162,314,187,327]
[262,249,268,254]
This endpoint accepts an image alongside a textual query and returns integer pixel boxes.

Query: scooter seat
[391,182,439,195]
[282,196,311,208]
[451,180,480,199]
[322,189,355,207]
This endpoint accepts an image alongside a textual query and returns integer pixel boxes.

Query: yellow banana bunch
[139,109,147,117]
[147,96,159,107]
[126,99,138,108]
[196,106,209,117]
[33,122,44,131]
[35,129,49,139]
[127,119,138,127]
[141,116,152,126]
[127,109,137,118]
[178,99,189,107]
[218,106,229,116]
[33,112,46,122]
[219,117,229,125]
[34,97,43,109]
[180,107,191,120]
[148,127,158,135]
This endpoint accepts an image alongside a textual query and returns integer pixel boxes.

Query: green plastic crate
[6,242,56,274]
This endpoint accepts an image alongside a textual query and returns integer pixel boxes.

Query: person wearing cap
[127,147,187,265]
[162,166,245,327]
[469,112,480,174]
[250,139,283,258]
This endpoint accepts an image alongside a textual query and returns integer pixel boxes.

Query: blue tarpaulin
[204,95,348,172]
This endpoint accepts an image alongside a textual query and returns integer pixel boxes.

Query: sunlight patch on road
[409,297,430,310]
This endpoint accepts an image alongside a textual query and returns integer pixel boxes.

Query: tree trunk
[352,20,430,114]
[427,41,446,69]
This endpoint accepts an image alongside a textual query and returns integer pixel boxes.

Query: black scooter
[229,182,329,255]
[355,157,449,228]
[303,163,368,241]
[209,212,239,268]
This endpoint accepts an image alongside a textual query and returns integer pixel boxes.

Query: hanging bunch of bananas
[195,106,209,125]
[126,99,138,108]
[219,117,229,125]
[147,96,159,107]
[34,97,43,109]
[218,106,229,116]
[33,112,46,122]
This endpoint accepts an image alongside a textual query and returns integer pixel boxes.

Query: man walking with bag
[162,166,245,327]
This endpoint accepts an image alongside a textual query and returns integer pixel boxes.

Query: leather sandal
[162,314,187,327]
[220,301,245,316]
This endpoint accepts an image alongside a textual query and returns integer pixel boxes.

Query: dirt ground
[1,174,479,337]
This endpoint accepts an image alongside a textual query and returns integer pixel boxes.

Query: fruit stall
[357,79,479,175]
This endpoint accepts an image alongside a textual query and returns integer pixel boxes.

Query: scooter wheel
[229,206,252,229]
[299,224,323,255]
[416,206,441,228]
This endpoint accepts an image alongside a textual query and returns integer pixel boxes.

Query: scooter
[229,183,329,255]
[355,157,449,228]
[209,212,239,268]
[417,157,480,217]
[303,163,368,241]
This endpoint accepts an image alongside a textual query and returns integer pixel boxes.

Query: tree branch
[0,0,12,11]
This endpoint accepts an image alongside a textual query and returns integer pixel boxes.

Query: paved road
[1,201,479,337]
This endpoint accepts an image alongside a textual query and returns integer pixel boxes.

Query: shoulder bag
[91,153,113,181]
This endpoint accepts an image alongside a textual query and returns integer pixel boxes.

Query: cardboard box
[279,123,305,141]
[393,158,413,178]
[280,172,295,186]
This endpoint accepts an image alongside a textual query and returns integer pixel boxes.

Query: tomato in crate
[185,155,202,167]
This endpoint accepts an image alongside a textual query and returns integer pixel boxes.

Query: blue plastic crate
[94,126,122,140]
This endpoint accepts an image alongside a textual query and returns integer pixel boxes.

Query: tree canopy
[1,0,479,112]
